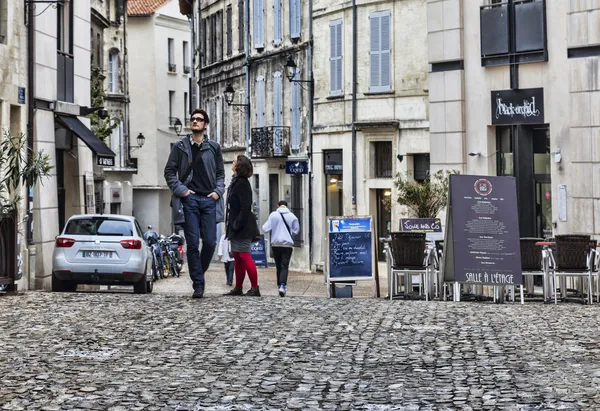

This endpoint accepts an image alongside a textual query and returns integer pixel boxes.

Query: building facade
[0,0,28,290]
[428,0,600,239]
[33,0,117,289]
[128,0,192,235]
[91,0,135,218]
[312,0,430,268]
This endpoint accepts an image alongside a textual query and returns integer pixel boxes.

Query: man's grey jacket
[164,135,225,222]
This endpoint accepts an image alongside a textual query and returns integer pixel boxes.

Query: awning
[56,115,116,158]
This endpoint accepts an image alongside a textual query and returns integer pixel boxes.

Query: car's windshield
[64,218,134,236]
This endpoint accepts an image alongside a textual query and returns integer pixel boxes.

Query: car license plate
[82,251,113,258]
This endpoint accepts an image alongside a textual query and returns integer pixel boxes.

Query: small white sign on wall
[558,184,567,222]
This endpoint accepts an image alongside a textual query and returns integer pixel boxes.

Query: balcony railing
[168,63,177,73]
[251,126,291,158]
[183,65,191,74]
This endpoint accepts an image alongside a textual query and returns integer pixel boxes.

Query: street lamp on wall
[173,118,183,136]
[284,57,313,84]
[130,132,146,152]
[224,84,249,110]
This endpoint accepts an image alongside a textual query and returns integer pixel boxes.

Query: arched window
[108,49,120,93]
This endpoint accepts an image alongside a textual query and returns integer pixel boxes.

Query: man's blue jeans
[181,194,217,293]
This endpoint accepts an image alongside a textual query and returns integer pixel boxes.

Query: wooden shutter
[291,69,301,150]
[370,11,391,92]
[289,0,301,39]
[226,7,232,57]
[273,72,283,155]
[329,20,342,96]
[256,76,265,127]
[274,0,282,45]
[253,0,264,48]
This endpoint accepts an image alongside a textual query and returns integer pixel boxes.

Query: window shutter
[290,0,301,39]
[291,69,301,150]
[238,90,246,145]
[273,72,283,155]
[226,7,232,57]
[274,0,282,45]
[238,0,244,52]
[253,0,264,48]
[216,96,222,145]
[256,76,265,127]
[329,20,342,96]
[370,11,391,92]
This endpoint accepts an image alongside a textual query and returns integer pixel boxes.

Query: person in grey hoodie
[262,201,300,297]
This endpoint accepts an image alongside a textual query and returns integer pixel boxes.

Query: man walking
[262,201,299,297]
[164,109,225,298]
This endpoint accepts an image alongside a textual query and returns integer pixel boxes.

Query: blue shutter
[291,69,301,150]
[290,0,301,39]
[256,76,265,127]
[253,0,264,48]
[329,20,342,96]
[370,11,391,92]
[274,0,282,45]
[273,72,283,155]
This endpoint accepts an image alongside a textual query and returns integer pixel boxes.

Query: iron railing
[0,211,17,291]
[168,63,177,73]
[183,66,191,74]
[251,126,291,158]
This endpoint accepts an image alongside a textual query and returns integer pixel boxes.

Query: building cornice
[155,14,190,31]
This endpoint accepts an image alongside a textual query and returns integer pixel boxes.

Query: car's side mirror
[147,236,157,246]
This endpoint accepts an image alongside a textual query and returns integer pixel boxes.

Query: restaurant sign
[491,88,544,125]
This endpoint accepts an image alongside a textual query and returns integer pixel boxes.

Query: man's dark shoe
[223,287,243,296]
[246,287,261,297]
[191,292,204,299]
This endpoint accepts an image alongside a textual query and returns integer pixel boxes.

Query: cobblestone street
[2,269,600,410]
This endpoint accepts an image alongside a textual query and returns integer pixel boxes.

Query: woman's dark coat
[226,177,259,241]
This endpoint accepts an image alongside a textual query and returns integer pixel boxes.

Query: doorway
[376,189,392,261]
[497,125,552,238]
[269,174,279,213]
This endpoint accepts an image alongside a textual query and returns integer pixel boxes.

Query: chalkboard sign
[444,175,522,286]
[400,218,442,233]
[328,217,374,281]
[250,235,268,268]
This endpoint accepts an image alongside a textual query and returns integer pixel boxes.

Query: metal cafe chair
[519,238,546,301]
[384,232,433,301]
[547,235,596,304]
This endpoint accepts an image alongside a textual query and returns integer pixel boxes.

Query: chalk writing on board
[328,217,373,280]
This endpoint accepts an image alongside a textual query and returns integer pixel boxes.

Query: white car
[52,214,154,294]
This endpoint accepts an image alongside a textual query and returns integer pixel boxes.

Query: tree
[0,129,53,216]
[90,65,119,143]
[393,169,459,218]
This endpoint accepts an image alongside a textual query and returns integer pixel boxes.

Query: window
[291,68,301,150]
[373,141,392,178]
[216,11,223,62]
[64,218,133,236]
[168,38,176,72]
[184,92,188,126]
[289,0,301,39]
[255,76,265,127]
[183,41,189,73]
[253,0,264,49]
[369,10,391,92]
[226,6,233,56]
[202,18,208,65]
[329,19,343,96]
[413,154,430,182]
[238,90,246,145]
[238,0,245,53]
[0,0,7,44]
[169,91,175,125]
[480,0,547,66]
[273,0,282,45]
[108,49,120,93]
[57,0,74,102]
[96,33,102,68]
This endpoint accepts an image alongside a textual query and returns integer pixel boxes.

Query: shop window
[480,0,547,67]
[290,175,303,246]
[413,154,430,182]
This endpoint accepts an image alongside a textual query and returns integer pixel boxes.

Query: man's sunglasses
[191,117,205,123]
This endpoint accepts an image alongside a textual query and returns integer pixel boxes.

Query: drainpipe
[245,0,251,154]
[198,1,203,104]
[307,0,314,267]
[123,0,129,168]
[189,3,196,109]
[351,0,357,214]
[26,1,37,290]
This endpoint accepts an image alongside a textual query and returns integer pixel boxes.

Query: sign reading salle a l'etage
[491,88,544,125]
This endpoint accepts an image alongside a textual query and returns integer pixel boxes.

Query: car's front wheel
[52,274,77,292]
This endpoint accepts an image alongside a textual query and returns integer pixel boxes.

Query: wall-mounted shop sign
[286,160,308,175]
[97,155,115,167]
[491,88,544,125]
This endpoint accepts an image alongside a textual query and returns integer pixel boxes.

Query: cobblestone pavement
[2,289,600,410]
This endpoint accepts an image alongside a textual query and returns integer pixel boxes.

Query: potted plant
[393,169,458,218]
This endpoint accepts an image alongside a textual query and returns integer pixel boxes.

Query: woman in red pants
[223,155,260,296]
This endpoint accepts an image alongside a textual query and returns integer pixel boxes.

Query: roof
[128,0,170,16]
